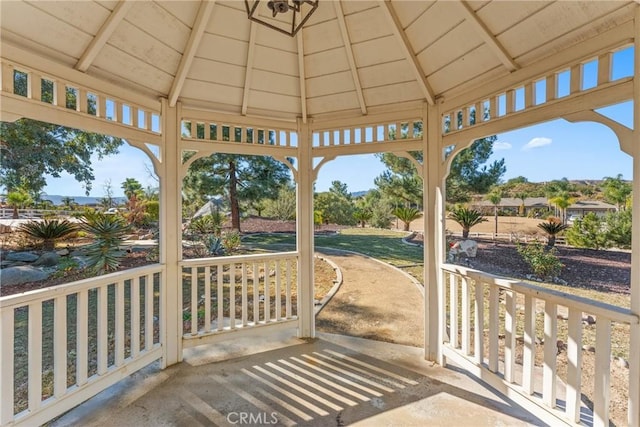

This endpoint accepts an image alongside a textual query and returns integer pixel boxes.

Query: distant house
[472,197,616,217]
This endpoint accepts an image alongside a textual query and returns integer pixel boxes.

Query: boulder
[56,248,70,256]
[0,266,49,286]
[33,252,61,267]
[5,251,39,262]
[449,240,478,258]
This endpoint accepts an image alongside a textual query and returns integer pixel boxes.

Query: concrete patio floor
[51,330,546,427]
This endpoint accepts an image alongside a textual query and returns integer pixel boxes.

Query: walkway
[315,248,424,348]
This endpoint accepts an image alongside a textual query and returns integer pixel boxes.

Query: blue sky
[43,47,634,198]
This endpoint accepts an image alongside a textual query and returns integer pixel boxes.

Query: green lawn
[242,228,423,267]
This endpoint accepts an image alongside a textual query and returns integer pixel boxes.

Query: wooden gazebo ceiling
[0,1,635,122]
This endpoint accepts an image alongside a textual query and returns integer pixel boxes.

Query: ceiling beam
[168,0,215,107]
[334,0,367,115]
[458,0,519,72]
[241,22,257,116]
[75,1,134,72]
[380,0,436,105]
[297,30,308,123]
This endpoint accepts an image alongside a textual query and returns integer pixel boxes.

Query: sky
[42,47,634,198]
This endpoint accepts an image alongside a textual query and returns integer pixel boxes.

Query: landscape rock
[583,345,596,352]
[449,240,478,261]
[616,357,629,369]
[56,248,70,256]
[33,252,61,267]
[5,251,39,262]
[0,266,49,286]
[584,315,596,325]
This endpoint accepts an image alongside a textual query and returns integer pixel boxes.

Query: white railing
[0,208,83,220]
[441,264,638,427]
[0,265,164,427]
[180,252,298,346]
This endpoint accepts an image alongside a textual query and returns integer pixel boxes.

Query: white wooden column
[629,7,640,426]
[159,98,183,366]
[296,118,315,337]
[423,102,445,362]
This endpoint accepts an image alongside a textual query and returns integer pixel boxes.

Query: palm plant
[549,192,575,224]
[18,219,78,250]
[353,208,373,228]
[80,212,130,273]
[485,191,502,238]
[392,207,422,231]
[537,218,568,248]
[6,189,32,219]
[514,191,528,216]
[448,207,487,239]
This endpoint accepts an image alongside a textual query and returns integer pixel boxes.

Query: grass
[243,228,423,267]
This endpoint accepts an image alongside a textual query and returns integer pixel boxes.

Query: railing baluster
[29,72,41,101]
[461,276,471,355]
[53,295,67,397]
[546,73,557,102]
[204,266,211,332]
[1,63,13,93]
[76,290,88,386]
[570,64,582,94]
[28,302,43,411]
[131,277,140,358]
[145,274,153,351]
[191,268,198,335]
[566,307,583,423]
[97,286,108,374]
[230,264,236,329]
[522,294,536,395]
[264,262,271,323]
[543,301,557,408]
[275,261,282,321]
[504,290,516,383]
[450,274,459,348]
[474,280,484,365]
[242,264,248,326]
[55,81,66,107]
[217,264,224,331]
[115,280,125,366]
[253,262,260,324]
[488,285,499,372]
[0,306,14,424]
[593,319,612,427]
[597,52,611,85]
[286,259,292,318]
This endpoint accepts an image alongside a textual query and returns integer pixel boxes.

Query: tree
[6,188,32,219]
[393,206,422,231]
[602,174,632,211]
[485,190,502,238]
[183,154,291,231]
[121,178,144,201]
[537,218,568,248]
[448,207,487,239]
[374,153,423,206]
[315,181,357,226]
[101,179,115,209]
[514,191,528,216]
[264,186,296,221]
[0,119,122,195]
[566,213,609,250]
[549,192,575,224]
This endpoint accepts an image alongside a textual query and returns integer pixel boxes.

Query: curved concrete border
[313,254,343,315]
[401,231,423,247]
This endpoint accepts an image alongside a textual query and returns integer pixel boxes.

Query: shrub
[566,212,609,250]
[18,219,78,251]
[188,213,224,236]
[516,240,564,281]
[264,187,296,220]
[222,230,242,254]
[80,212,130,273]
[605,209,632,249]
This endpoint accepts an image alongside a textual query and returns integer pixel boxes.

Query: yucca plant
[18,219,78,251]
[80,212,130,273]
[537,218,568,248]
[448,207,487,239]
[392,207,422,231]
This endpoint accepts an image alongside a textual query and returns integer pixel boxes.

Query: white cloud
[523,137,552,150]
[493,141,512,150]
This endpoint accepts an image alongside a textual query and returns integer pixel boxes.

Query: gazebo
[0,1,638,426]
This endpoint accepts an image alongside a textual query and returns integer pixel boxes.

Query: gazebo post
[159,99,183,366]
[423,102,446,363]
[629,8,640,426]
[296,118,315,338]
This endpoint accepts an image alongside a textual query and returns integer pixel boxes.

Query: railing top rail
[180,251,298,267]
[442,263,638,325]
[0,264,164,309]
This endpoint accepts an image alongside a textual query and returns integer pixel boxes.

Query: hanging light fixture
[245,0,319,37]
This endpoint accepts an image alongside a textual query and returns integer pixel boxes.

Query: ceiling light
[245,0,319,37]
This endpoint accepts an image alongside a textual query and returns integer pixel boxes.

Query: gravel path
[316,248,425,348]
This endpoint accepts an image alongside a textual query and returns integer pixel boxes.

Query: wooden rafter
[380,0,436,105]
[75,1,133,72]
[169,0,215,107]
[297,30,308,123]
[241,22,257,116]
[458,0,519,72]
[334,0,367,115]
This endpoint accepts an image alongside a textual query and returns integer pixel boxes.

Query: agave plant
[80,212,131,273]
[18,219,78,251]
[448,207,487,239]
[392,207,422,231]
[537,218,568,248]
